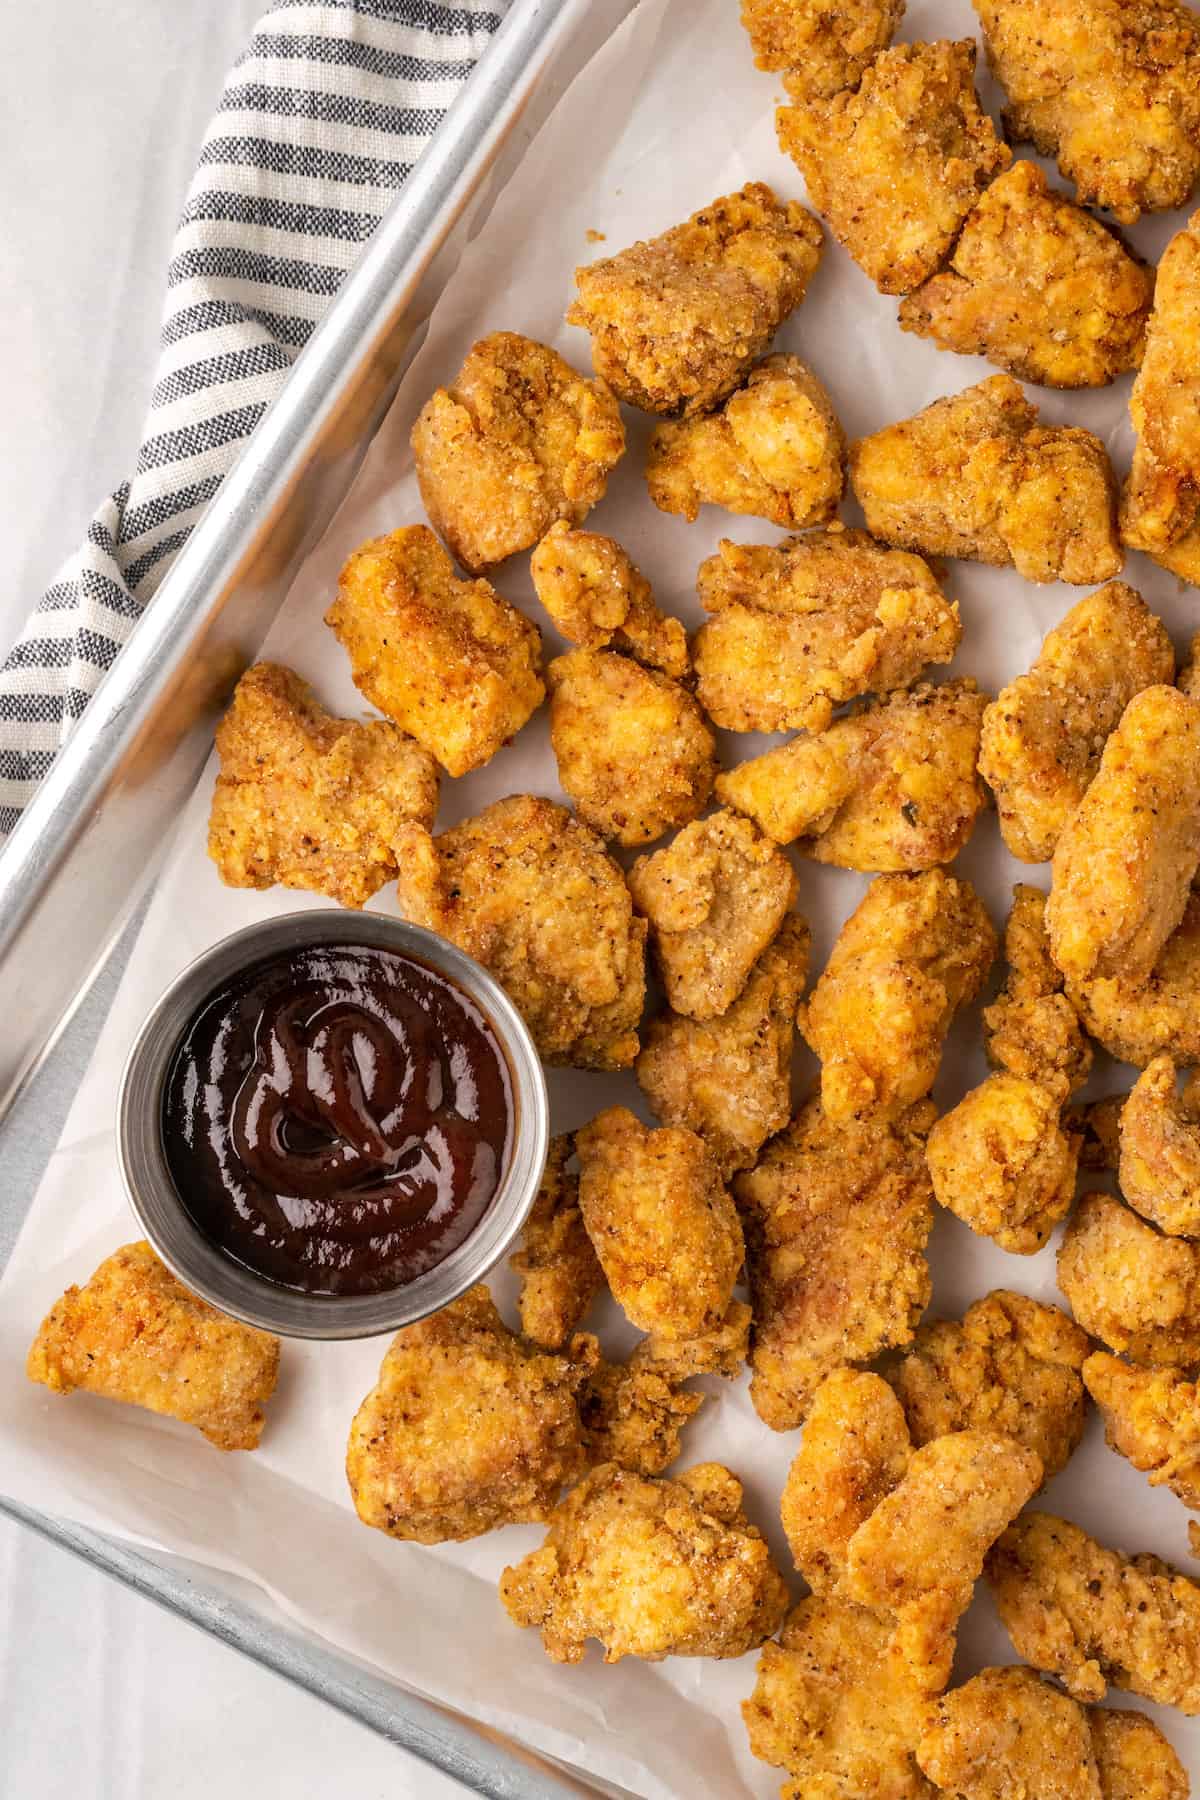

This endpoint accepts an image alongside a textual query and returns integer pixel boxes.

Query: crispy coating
[326,526,543,777]
[628,809,798,1019]
[802,869,997,1122]
[717,678,987,869]
[410,331,624,574]
[983,885,1093,1095]
[26,1241,279,1452]
[207,661,439,909]
[979,584,1175,864]
[987,1510,1200,1711]
[973,0,1200,223]
[1058,1192,1200,1367]
[927,1072,1081,1255]
[345,1286,595,1544]
[574,1107,744,1341]
[850,374,1122,585]
[1047,685,1200,988]
[740,0,905,99]
[1090,1708,1190,1800]
[529,522,687,676]
[394,794,646,1070]
[567,183,823,418]
[546,648,715,846]
[780,1369,912,1593]
[499,1461,789,1663]
[1122,213,1200,565]
[646,354,845,529]
[1069,887,1200,1067]
[777,41,1009,296]
[1074,1094,1126,1171]
[1085,1351,1200,1512]
[733,1097,936,1430]
[509,1135,604,1351]
[694,528,960,735]
[1120,1055,1200,1237]
[636,914,811,1178]
[1182,630,1200,699]
[899,162,1154,388]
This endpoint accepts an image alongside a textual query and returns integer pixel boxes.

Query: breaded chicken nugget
[780,1369,912,1592]
[973,0,1200,223]
[410,332,624,574]
[850,374,1122,584]
[636,914,810,1178]
[1120,1056,1200,1237]
[694,527,961,734]
[1090,1708,1190,1800]
[547,648,715,846]
[734,1097,936,1429]
[1074,1094,1126,1171]
[1085,1351,1200,1512]
[979,584,1175,864]
[208,661,439,909]
[628,809,797,1019]
[575,1108,744,1341]
[740,0,905,99]
[1069,888,1200,1068]
[1058,1192,1200,1367]
[802,869,997,1122]
[1182,630,1200,699]
[778,40,1009,295]
[899,162,1154,388]
[395,794,646,1070]
[1122,213,1200,567]
[716,678,987,869]
[567,183,823,417]
[509,1135,604,1351]
[326,526,543,777]
[529,522,687,676]
[927,1072,1081,1255]
[983,884,1093,1095]
[646,354,845,528]
[499,1460,789,1663]
[26,1242,279,1452]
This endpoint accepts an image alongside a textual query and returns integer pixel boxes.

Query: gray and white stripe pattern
[0,0,504,839]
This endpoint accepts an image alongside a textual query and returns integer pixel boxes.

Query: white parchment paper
[3,0,1200,1789]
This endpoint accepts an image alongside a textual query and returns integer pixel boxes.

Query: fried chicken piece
[628,809,797,1019]
[693,527,960,735]
[987,1511,1200,1711]
[499,1461,789,1663]
[734,1097,936,1429]
[1058,1192,1200,1367]
[899,161,1154,388]
[1120,1055,1200,1237]
[546,648,715,846]
[394,794,646,1070]
[716,678,987,870]
[345,1287,595,1544]
[326,526,543,777]
[529,522,687,677]
[207,661,439,909]
[567,183,823,417]
[1090,1708,1191,1800]
[1087,1351,1200,1514]
[927,1072,1081,1255]
[1122,212,1200,566]
[850,374,1122,585]
[646,354,845,528]
[801,869,997,1122]
[1047,685,1200,988]
[1069,887,1200,1068]
[410,331,624,574]
[780,1369,912,1592]
[509,1135,604,1351]
[26,1241,279,1452]
[1075,1094,1126,1171]
[1182,630,1200,699]
[743,1595,936,1800]
[973,0,1200,223]
[983,885,1093,1095]
[575,1107,744,1341]
[740,0,906,100]
[979,584,1175,864]
[778,40,1009,296]
[636,914,811,1178]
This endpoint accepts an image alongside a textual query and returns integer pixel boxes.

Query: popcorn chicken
[734,1097,936,1429]
[978,583,1175,864]
[716,678,988,869]
[1182,630,1200,699]
[1068,888,1200,1068]
[740,0,905,100]
[801,869,997,1122]
[509,1135,604,1351]
[26,1242,279,1453]
[780,1369,912,1592]
[567,183,823,417]
[1058,1192,1200,1367]
[627,809,797,1019]
[693,527,961,734]
[1119,1056,1200,1238]
[1084,1351,1200,1512]
[208,661,439,909]
[326,526,544,777]
[1074,1094,1126,1172]
[500,1461,789,1663]
[395,794,646,1069]
[973,0,1200,223]
[410,331,624,573]
[927,1072,1081,1255]
[1121,212,1200,567]
[899,161,1154,388]
[778,40,1009,295]
[646,354,845,528]
[850,374,1122,585]
[547,648,715,845]
[529,521,687,676]
[982,885,1093,1096]
[1090,1708,1191,1800]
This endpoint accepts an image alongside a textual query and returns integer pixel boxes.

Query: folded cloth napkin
[0,0,506,840]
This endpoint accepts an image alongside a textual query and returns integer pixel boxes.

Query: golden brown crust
[740,0,905,98]
[983,885,1093,1095]
[509,1135,604,1350]
[1068,887,1200,1067]
[1085,1351,1200,1512]
[1058,1192,1200,1367]
[1119,1054,1200,1237]
[1090,1708,1190,1800]
[578,1304,750,1477]
[917,1665,1102,1800]
[927,1072,1081,1255]
[1122,212,1200,563]
[780,1369,912,1592]
[529,521,688,676]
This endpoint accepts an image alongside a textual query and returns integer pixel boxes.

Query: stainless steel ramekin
[117,911,548,1340]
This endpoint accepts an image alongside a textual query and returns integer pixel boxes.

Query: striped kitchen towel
[0,0,506,840]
